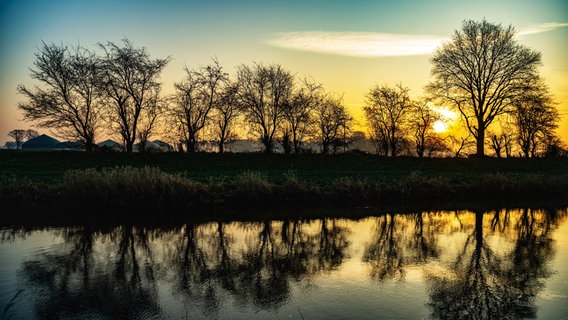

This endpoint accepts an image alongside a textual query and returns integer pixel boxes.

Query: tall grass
[62,166,210,208]
[2,165,567,212]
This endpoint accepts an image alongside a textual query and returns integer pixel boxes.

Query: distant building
[21,134,61,150]
[134,140,168,152]
[152,140,175,152]
[97,139,125,152]
[228,140,263,153]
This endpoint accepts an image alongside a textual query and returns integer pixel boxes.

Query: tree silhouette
[17,42,104,152]
[364,83,413,157]
[99,38,170,153]
[237,62,293,153]
[169,58,228,153]
[314,92,353,154]
[427,19,543,157]
[511,76,559,158]
[410,99,443,157]
[211,80,241,153]
[8,129,38,149]
[284,77,322,154]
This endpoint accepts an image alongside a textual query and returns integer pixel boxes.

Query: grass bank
[1,150,567,215]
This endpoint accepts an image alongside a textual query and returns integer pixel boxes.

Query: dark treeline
[11,19,564,158]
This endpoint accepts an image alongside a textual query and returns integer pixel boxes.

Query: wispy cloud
[267,31,448,57]
[517,22,568,37]
[268,22,568,58]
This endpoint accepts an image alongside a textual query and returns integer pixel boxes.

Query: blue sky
[1,0,567,144]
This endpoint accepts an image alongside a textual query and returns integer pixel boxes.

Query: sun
[433,120,447,133]
[432,107,459,133]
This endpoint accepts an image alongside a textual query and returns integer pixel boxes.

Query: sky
[1,0,567,146]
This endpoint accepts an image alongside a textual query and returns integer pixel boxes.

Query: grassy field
[1,150,568,216]
[2,150,568,183]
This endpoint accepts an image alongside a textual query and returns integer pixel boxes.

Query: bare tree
[8,130,26,149]
[410,99,441,158]
[511,77,559,158]
[448,133,476,158]
[544,136,568,157]
[488,132,506,158]
[426,19,542,157]
[313,93,353,154]
[137,93,166,152]
[237,62,293,153]
[487,115,517,158]
[364,83,413,157]
[169,58,228,153]
[211,81,241,153]
[284,77,322,154]
[8,129,32,149]
[99,38,170,153]
[17,42,104,151]
[25,129,39,141]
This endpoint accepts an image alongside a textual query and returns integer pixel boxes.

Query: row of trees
[15,19,563,157]
[16,39,353,154]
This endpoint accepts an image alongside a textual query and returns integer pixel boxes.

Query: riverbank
[1,151,568,220]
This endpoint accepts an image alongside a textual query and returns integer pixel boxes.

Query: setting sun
[433,120,447,133]
[432,107,459,133]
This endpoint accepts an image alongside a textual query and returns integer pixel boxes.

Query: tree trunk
[85,138,94,152]
[218,141,224,153]
[476,126,485,157]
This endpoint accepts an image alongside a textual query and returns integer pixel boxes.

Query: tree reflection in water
[162,218,350,316]
[363,212,442,281]
[19,225,162,320]
[426,208,560,320]
[8,207,566,319]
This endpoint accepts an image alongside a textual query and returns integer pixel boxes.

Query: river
[1,207,567,319]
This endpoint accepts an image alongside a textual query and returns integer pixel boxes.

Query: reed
[2,164,567,211]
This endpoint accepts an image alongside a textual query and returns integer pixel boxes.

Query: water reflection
[19,225,162,319]
[165,218,351,316]
[427,208,558,320]
[2,207,566,319]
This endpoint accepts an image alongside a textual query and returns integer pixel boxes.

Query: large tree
[99,38,170,153]
[237,62,294,153]
[364,83,413,157]
[17,42,104,151]
[426,19,542,157]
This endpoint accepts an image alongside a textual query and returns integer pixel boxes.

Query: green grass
[1,150,568,214]
[2,150,567,183]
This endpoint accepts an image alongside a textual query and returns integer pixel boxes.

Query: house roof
[152,139,174,150]
[21,134,61,149]
[97,139,122,147]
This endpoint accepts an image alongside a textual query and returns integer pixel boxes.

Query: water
[1,207,567,319]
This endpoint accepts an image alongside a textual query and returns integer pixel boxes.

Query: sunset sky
[1,0,567,146]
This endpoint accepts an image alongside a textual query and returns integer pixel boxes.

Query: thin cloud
[517,22,568,36]
[268,22,568,58]
[267,31,448,57]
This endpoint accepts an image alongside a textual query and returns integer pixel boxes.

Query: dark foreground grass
[1,150,568,219]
